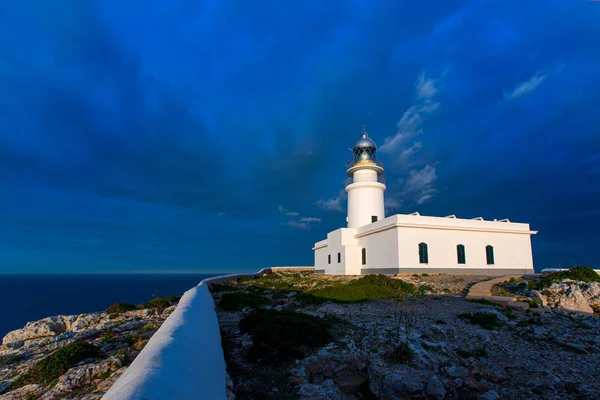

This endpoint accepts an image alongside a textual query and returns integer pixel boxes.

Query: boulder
[0,384,42,400]
[447,366,468,378]
[298,379,342,400]
[479,390,500,400]
[426,375,446,400]
[2,316,73,345]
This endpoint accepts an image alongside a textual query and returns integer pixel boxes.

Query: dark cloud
[0,0,599,272]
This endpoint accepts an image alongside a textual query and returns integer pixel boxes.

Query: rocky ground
[0,299,178,399]
[214,272,600,400]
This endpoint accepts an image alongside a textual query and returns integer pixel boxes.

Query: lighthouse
[345,127,386,228]
[312,127,536,276]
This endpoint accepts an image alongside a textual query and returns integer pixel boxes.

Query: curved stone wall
[103,267,313,400]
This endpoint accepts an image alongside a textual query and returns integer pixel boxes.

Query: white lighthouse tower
[345,127,386,228]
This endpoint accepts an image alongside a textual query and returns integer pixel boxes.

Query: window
[457,244,466,264]
[418,242,428,264]
[362,248,367,265]
[338,253,341,263]
[371,215,378,223]
[486,245,495,265]
[328,254,331,264]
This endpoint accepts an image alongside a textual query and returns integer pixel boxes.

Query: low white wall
[103,267,314,400]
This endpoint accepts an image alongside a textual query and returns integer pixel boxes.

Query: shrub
[219,292,269,311]
[421,273,429,277]
[99,331,117,344]
[105,303,136,314]
[418,285,435,294]
[139,324,158,333]
[459,312,503,330]
[540,266,600,288]
[144,297,171,309]
[391,341,414,364]
[12,342,99,388]
[307,275,415,303]
[239,309,333,364]
[509,277,517,283]
[0,354,21,366]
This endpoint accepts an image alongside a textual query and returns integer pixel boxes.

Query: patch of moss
[12,342,99,388]
[219,291,270,311]
[105,302,137,314]
[239,309,333,364]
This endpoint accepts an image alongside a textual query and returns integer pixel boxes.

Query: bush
[391,341,414,364]
[459,312,503,330]
[99,331,117,344]
[307,275,415,303]
[105,302,136,314]
[143,297,171,309]
[540,266,600,288]
[239,309,333,364]
[12,342,99,387]
[219,292,269,311]
[0,354,21,366]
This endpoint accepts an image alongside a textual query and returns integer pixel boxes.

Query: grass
[459,312,503,330]
[139,323,158,333]
[390,341,414,364]
[105,302,136,314]
[239,309,333,364]
[303,275,415,303]
[218,291,270,311]
[12,342,99,388]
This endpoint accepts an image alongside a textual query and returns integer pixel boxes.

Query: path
[466,275,544,314]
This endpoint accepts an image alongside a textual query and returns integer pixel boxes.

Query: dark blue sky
[1,1,599,274]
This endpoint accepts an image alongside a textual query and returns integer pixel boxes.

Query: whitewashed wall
[103,267,313,400]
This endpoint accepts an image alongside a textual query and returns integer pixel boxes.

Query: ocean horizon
[0,273,226,339]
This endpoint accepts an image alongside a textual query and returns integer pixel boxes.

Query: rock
[392,376,424,396]
[298,379,342,400]
[533,327,547,337]
[479,390,500,400]
[476,308,508,322]
[426,375,446,400]
[455,378,464,388]
[0,384,42,399]
[2,316,73,345]
[37,357,122,400]
[447,365,468,378]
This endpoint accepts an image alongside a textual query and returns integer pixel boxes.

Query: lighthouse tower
[345,127,386,228]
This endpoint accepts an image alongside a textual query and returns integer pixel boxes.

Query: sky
[0,0,599,274]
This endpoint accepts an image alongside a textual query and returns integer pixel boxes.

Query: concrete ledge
[361,267,534,276]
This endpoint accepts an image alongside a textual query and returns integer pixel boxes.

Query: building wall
[395,226,534,270]
[357,226,399,271]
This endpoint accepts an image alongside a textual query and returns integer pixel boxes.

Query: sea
[0,273,222,339]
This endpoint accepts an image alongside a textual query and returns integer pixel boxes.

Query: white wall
[103,281,227,400]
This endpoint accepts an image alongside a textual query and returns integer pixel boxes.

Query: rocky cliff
[0,300,177,399]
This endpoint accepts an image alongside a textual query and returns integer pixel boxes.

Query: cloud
[286,211,299,216]
[287,220,309,229]
[300,217,321,222]
[415,72,437,99]
[315,190,346,213]
[504,73,547,100]
[402,164,438,206]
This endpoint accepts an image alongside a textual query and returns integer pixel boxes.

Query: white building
[313,129,537,276]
